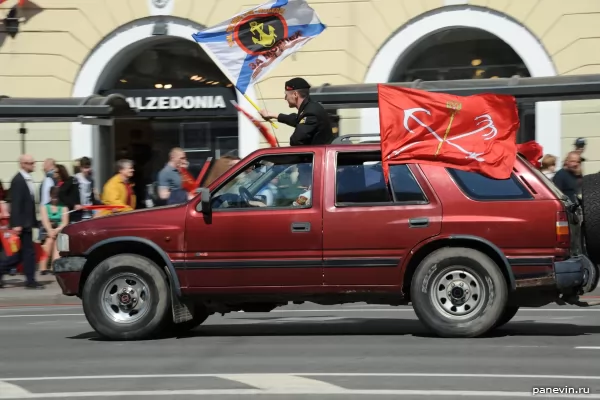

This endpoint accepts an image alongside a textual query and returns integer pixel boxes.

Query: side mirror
[198,187,211,214]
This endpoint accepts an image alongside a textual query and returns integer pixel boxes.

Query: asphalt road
[1,303,600,399]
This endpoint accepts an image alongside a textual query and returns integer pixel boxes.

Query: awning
[309,74,600,109]
[0,94,137,124]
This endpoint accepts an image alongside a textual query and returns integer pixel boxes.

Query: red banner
[378,85,520,180]
[517,140,543,169]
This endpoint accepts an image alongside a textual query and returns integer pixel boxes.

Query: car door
[183,150,324,290]
[322,150,442,287]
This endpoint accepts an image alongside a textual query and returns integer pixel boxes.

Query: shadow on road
[66,318,600,341]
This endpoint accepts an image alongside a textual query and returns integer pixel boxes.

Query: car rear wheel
[411,247,508,338]
[582,173,600,265]
[82,254,171,341]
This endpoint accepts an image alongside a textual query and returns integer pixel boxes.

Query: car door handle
[291,222,311,232]
[409,217,429,228]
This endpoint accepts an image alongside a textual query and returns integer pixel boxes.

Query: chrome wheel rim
[100,273,151,324]
[429,267,486,320]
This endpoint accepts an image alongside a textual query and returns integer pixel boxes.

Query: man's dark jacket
[277,96,334,145]
[9,172,37,229]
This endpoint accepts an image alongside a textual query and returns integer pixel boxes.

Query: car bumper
[555,255,599,293]
[53,256,86,296]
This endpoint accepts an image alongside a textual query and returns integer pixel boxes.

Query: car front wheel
[82,254,172,341]
[411,247,508,338]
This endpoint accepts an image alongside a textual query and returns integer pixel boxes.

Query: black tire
[582,173,600,265]
[411,247,508,338]
[492,306,519,329]
[82,254,172,341]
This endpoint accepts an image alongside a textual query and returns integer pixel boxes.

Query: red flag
[232,101,278,147]
[0,0,26,6]
[378,85,520,180]
[517,140,543,169]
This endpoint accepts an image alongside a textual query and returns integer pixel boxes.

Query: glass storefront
[94,38,241,207]
[112,116,238,208]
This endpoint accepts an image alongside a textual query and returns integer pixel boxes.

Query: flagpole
[195,42,279,129]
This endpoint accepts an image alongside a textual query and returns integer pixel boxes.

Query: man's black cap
[285,77,311,91]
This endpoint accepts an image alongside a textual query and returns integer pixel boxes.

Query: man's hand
[259,109,277,121]
[13,226,22,234]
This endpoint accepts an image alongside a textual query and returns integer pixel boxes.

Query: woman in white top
[540,154,557,180]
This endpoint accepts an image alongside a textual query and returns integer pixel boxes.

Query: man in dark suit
[259,77,334,146]
[5,154,44,289]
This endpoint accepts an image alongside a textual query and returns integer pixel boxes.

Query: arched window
[390,28,534,143]
[99,38,234,92]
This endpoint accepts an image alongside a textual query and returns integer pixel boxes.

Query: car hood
[61,204,189,253]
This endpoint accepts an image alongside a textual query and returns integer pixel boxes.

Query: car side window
[209,153,314,210]
[447,168,533,200]
[335,152,427,205]
[389,164,428,203]
[336,153,391,204]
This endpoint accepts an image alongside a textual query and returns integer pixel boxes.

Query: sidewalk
[0,274,81,306]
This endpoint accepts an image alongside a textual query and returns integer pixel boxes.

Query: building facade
[0,0,598,190]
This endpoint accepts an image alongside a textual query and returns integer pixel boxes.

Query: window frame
[446,167,534,202]
[333,151,430,208]
[199,151,316,213]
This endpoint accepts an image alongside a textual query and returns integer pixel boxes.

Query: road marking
[0,314,83,318]
[219,373,343,392]
[0,381,30,397]
[575,346,600,349]
[3,372,600,382]
[0,388,599,399]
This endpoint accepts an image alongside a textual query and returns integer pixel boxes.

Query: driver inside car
[292,163,312,207]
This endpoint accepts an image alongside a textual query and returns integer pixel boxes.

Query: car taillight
[556,211,570,247]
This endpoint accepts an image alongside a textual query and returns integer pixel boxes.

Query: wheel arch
[401,235,516,297]
[79,236,182,298]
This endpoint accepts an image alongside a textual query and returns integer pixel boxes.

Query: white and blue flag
[192,0,326,95]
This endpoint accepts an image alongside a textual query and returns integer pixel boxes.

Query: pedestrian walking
[540,154,557,179]
[74,157,102,220]
[553,151,582,204]
[39,158,57,206]
[157,147,187,204]
[5,154,44,289]
[56,164,83,223]
[259,77,334,146]
[97,159,136,217]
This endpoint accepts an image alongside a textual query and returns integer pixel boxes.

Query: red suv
[53,140,599,340]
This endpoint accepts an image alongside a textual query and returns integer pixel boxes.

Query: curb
[0,294,81,307]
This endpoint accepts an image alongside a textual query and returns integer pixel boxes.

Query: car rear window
[447,168,533,200]
[516,155,569,201]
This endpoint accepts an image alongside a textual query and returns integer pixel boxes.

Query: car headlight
[56,233,69,252]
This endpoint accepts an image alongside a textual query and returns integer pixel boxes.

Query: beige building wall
[473,0,600,172]
[1,0,600,193]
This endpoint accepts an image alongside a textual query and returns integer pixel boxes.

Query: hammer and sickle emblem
[387,107,499,161]
[249,21,277,47]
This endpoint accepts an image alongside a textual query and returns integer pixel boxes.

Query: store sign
[103,88,237,117]
[126,95,227,110]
